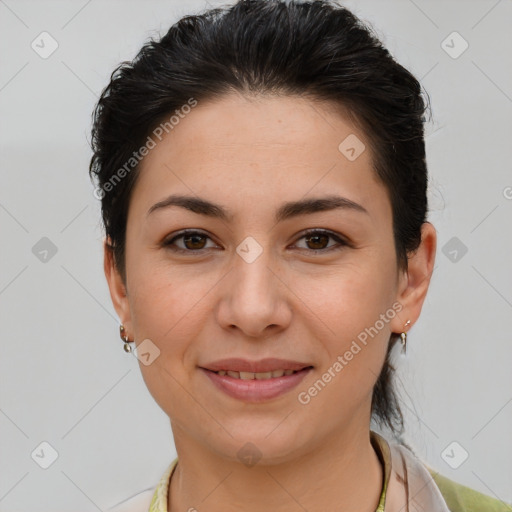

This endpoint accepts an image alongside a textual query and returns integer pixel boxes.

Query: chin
[208,421,312,466]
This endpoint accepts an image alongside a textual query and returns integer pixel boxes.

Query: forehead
[130,93,388,221]
[147,93,365,161]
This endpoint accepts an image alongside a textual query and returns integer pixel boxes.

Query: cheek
[126,263,217,404]
[127,259,212,342]
[127,269,205,417]
[300,257,395,339]
[297,255,395,391]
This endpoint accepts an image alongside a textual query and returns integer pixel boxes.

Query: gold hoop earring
[119,324,133,353]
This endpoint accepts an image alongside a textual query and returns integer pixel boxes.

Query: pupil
[185,234,206,249]
[307,234,327,249]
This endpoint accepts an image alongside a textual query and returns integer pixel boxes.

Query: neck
[168,424,383,512]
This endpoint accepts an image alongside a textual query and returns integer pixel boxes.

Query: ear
[389,222,437,334]
[103,236,132,332]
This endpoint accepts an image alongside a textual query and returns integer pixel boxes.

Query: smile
[213,369,300,379]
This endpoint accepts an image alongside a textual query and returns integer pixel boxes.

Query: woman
[89,1,511,511]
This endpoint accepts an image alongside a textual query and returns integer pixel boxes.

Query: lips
[199,358,314,402]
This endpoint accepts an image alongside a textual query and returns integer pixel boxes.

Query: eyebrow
[146,194,369,222]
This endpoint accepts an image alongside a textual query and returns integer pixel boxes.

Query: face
[105,92,435,464]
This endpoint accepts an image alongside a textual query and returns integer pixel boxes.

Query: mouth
[206,368,308,380]
[199,359,314,402]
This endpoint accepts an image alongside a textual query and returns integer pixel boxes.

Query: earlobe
[103,237,132,328]
[390,222,437,334]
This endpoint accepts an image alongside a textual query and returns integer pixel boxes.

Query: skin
[104,92,436,512]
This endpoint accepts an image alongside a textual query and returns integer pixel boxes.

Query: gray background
[1,0,511,510]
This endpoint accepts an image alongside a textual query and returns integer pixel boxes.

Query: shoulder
[427,467,512,512]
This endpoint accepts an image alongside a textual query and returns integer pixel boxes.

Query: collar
[370,430,392,511]
[148,458,176,512]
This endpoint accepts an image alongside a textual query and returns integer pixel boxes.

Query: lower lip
[200,367,313,403]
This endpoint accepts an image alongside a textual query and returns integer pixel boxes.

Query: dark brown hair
[89,0,432,438]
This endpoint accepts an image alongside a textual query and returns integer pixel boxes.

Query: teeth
[239,371,253,380]
[215,369,300,380]
[255,371,273,379]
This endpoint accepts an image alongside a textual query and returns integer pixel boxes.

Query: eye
[163,228,349,255]
[163,230,218,253]
[292,229,348,252]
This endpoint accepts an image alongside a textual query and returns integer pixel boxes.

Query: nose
[216,245,292,339]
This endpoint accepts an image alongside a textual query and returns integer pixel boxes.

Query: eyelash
[163,229,349,255]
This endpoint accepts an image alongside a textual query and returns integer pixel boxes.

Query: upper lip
[200,358,313,373]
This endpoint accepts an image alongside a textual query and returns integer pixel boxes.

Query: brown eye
[294,229,347,253]
[305,233,330,250]
[182,233,207,250]
[164,230,217,253]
